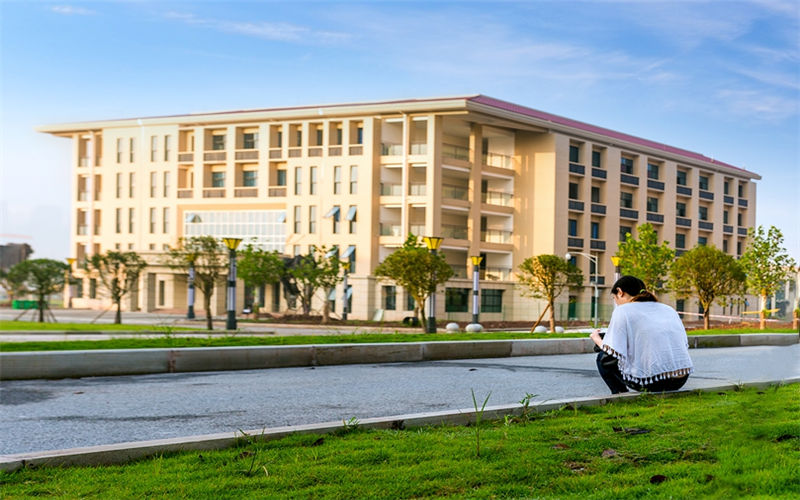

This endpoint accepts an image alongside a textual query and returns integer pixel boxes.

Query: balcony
[442,184,469,201]
[93,225,100,236]
[451,265,468,279]
[442,143,470,162]
[235,150,259,161]
[268,186,287,197]
[308,147,323,157]
[379,223,402,237]
[78,157,89,167]
[676,217,692,227]
[738,198,748,207]
[409,224,426,235]
[77,191,88,202]
[591,203,606,215]
[482,151,515,170]
[328,146,342,156]
[724,224,734,234]
[204,152,226,162]
[482,190,513,206]
[268,148,282,159]
[481,229,512,244]
[699,190,714,200]
[676,185,692,197]
[568,200,584,212]
[724,195,734,205]
[288,147,301,158]
[381,143,402,156]
[647,179,665,191]
[591,168,607,180]
[203,188,225,198]
[567,237,584,248]
[443,224,469,240]
[484,267,512,281]
[568,163,585,175]
[620,208,639,220]
[77,225,88,235]
[409,183,426,196]
[590,239,606,251]
[349,145,363,155]
[699,221,714,231]
[235,188,258,197]
[178,152,194,163]
[738,227,748,236]
[380,183,402,196]
[620,174,639,186]
[410,143,427,155]
[177,189,193,199]
[646,213,664,224]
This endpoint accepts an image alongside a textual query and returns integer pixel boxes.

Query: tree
[739,225,797,329]
[288,245,346,323]
[237,245,286,318]
[614,223,675,293]
[166,236,225,330]
[84,251,147,324]
[669,245,745,330]
[9,259,68,322]
[0,268,27,306]
[374,234,454,331]
[517,254,583,333]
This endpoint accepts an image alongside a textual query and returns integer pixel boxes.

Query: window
[243,132,258,149]
[723,239,728,252]
[676,233,686,249]
[158,280,165,307]
[129,172,135,198]
[211,171,225,188]
[296,129,302,147]
[481,289,503,313]
[277,169,287,186]
[676,299,684,313]
[699,206,708,221]
[591,150,601,168]
[163,207,170,233]
[620,191,633,208]
[333,165,341,194]
[676,202,687,217]
[676,170,687,186]
[737,212,743,226]
[591,221,600,239]
[620,157,634,174]
[89,278,97,299]
[212,135,225,150]
[591,186,600,203]
[332,205,341,233]
[724,180,730,195]
[738,183,744,197]
[383,285,397,310]
[309,166,317,194]
[128,208,135,233]
[116,173,122,198]
[699,175,709,190]
[647,163,660,180]
[349,165,358,194]
[164,135,172,161]
[294,167,302,195]
[619,225,632,242]
[163,171,170,197]
[647,197,659,213]
[568,218,578,237]
[115,208,121,233]
[309,206,317,234]
[116,138,123,163]
[315,128,323,146]
[569,144,580,163]
[568,182,579,199]
[243,170,257,187]
[737,241,742,255]
[405,292,415,311]
[150,136,158,162]
[356,125,363,144]
[150,172,157,197]
[129,138,135,162]
[346,205,357,234]
[723,210,729,224]
[445,288,470,312]
[345,245,356,273]
[698,236,707,246]
[149,207,156,233]
[294,206,301,234]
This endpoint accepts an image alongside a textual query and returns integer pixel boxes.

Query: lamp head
[423,236,443,251]
[564,252,572,261]
[610,256,621,267]
[223,238,242,251]
[471,255,483,266]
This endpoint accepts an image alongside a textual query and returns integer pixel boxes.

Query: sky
[1,0,798,261]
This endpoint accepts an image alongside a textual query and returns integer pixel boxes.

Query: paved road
[2,344,798,455]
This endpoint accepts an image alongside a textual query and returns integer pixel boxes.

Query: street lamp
[186,252,197,320]
[223,238,242,330]
[65,258,76,309]
[469,255,483,326]
[423,236,443,333]
[565,251,599,328]
[610,256,621,283]
[341,262,350,321]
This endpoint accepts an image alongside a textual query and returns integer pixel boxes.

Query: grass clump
[1,385,798,499]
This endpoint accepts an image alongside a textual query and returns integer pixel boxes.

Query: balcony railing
[77,225,88,235]
[592,168,607,180]
[724,224,734,234]
[591,203,606,215]
[738,198,748,207]
[349,145,363,155]
[482,151,515,170]
[203,188,225,198]
[647,180,665,191]
[442,143,470,162]
[268,186,287,197]
[328,146,342,156]
[484,267,512,281]
[569,163,585,175]
[410,143,427,155]
[235,188,258,197]
[451,265,468,279]
[379,223,402,237]
[738,227,748,236]
[204,152,226,162]
[567,237,584,248]
[409,183,427,196]
[699,190,714,200]
[724,195,734,205]
[268,148,282,159]
[178,152,194,162]
[442,184,469,201]
[646,213,664,223]
[676,217,692,227]
[288,148,302,158]
[177,189,193,199]
[380,183,402,196]
[482,190,513,206]
[409,224,426,235]
[698,221,714,231]
[568,200,584,211]
[308,147,323,157]
[481,229,512,244]
[620,208,639,219]
[77,191,88,202]
[381,143,402,156]
[676,185,692,196]
[620,174,639,186]
[590,239,606,250]
[235,150,259,161]
[442,224,469,240]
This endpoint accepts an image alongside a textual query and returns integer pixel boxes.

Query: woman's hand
[589,329,604,347]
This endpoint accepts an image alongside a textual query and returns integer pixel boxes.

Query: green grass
[2,385,798,499]
[0,321,194,332]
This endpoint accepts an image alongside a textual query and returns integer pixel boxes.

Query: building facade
[39,95,759,322]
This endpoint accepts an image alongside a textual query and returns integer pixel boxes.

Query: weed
[471,388,492,457]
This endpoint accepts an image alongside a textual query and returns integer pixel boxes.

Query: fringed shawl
[602,301,694,386]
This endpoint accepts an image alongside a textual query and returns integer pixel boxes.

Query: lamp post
[65,258,76,309]
[186,252,197,320]
[565,251,599,328]
[223,238,242,330]
[610,256,621,283]
[423,236,443,333]
[470,255,483,326]
[341,262,350,321]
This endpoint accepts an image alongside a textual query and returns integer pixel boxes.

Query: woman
[590,275,693,394]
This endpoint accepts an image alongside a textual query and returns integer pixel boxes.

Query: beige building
[39,95,759,323]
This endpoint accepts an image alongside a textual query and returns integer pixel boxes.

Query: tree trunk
[321,292,330,324]
[703,308,710,330]
[38,296,45,323]
[204,291,213,331]
[548,298,556,333]
[792,309,798,331]
[414,303,426,332]
[529,303,550,333]
[759,293,767,330]
[115,298,122,324]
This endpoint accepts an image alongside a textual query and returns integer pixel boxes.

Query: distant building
[0,243,33,271]
[38,95,759,321]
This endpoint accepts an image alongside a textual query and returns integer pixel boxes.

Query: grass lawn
[0,321,195,332]
[0,323,795,352]
[1,385,798,499]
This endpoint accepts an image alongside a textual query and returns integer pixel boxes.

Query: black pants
[596,352,689,394]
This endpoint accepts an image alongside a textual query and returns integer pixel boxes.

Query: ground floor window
[481,289,503,313]
[445,288,470,312]
[383,285,396,310]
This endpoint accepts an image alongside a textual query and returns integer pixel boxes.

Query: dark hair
[611,275,657,302]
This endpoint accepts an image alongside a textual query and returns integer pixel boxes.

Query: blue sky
[1,0,798,260]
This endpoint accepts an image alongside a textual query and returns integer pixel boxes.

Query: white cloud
[51,5,95,16]
[716,88,799,121]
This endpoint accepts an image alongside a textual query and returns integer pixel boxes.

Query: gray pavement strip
[2,377,797,472]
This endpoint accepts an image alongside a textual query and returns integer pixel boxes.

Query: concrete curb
[1,334,797,380]
[2,377,797,472]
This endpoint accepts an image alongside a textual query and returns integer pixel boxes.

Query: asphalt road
[2,344,798,455]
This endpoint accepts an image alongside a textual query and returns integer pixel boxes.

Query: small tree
[288,246,346,323]
[374,234,454,331]
[9,259,68,322]
[237,245,286,318]
[739,225,796,329]
[670,245,745,329]
[614,223,675,293]
[84,251,147,324]
[517,254,583,333]
[166,236,225,330]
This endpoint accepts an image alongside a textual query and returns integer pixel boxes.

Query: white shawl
[602,301,693,386]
